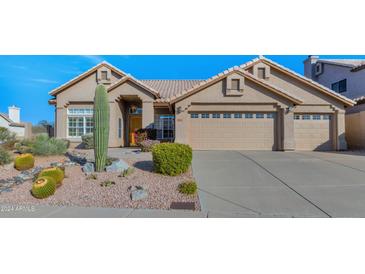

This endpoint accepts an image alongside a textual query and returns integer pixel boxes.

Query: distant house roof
[0,112,25,127]
[318,59,365,72]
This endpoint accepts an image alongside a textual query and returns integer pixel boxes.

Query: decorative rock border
[0,160,78,194]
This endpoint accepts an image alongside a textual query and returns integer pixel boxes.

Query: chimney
[8,105,20,123]
[303,55,319,79]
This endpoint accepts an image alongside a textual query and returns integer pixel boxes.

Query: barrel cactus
[14,153,35,171]
[38,167,65,187]
[93,84,110,172]
[31,176,56,199]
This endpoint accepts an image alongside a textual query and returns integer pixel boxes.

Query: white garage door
[190,112,277,150]
[294,114,333,151]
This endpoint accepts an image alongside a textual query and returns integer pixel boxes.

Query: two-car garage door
[189,112,333,151]
[190,112,276,150]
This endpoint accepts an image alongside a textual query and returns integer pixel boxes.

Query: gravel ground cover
[0,151,200,211]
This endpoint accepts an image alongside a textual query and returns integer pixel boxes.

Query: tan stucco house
[48,56,355,151]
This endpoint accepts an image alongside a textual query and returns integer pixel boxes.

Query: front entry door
[129,115,142,146]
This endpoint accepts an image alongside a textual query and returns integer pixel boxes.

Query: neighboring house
[304,56,365,99]
[48,56,354,151]
[0,106,31,138]
[344,97,365,149]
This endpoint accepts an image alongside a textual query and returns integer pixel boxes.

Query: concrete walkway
[193,150,365,217]
[0,204,207,218]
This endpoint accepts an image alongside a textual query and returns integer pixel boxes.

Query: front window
[67,108,94,137]
[156,115,174,140]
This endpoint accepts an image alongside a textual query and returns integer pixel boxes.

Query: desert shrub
[31,176,56,199]
[121,167,135,177]
[14,143,33,154]
[38,167,65,187]
[14,153,35,171]
[0,147,12,165]
[0,127,17,150]
[31,134,68,156]
[139,139,160,152]
[152,143,192,176]
[178,181,197,195]
[135,128,157,145]
[62,139,71,149]
[81,133,94,149]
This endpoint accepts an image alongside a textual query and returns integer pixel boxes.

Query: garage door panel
[294,114,333,151]
[190,112,276,150]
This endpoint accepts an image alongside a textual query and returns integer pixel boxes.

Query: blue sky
[0,55,364,124]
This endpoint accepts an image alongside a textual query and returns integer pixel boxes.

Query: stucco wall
[0,117,25,137]
[346,104,365,149]
[311,63,365,100]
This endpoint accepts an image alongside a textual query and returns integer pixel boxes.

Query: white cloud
[30,78,59,84]
[82,55,104,64]
[11,65,28,70]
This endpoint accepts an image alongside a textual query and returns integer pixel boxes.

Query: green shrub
[31,176,56,199]
[38,167,65,187]
[139,139,160,152]
[0,127,17,150]
[14,153,35,171]
[32,134,68,156]
[81,134,94,149]
[178,181,198,195]
[0,147,12,165]
[14,143,33,154]
[152,143,192,176]
[121,167,135,177]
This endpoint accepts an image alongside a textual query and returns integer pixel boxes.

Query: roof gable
[107,75,160,98]
[167,67,303,104]
[49,61,127,96]
[244,57,355,106]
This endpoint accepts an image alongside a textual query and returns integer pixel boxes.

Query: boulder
[131,189,148,201]
[82,162,95,174]
[105,159,129,173]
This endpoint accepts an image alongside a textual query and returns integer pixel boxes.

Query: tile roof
[318,59,365,68]
[140,80,203,99]
[258,56,355,106]
[0,112,11,123]
[49,61,127,96]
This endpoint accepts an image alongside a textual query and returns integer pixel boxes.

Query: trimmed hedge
[152,143,192,176]
[178,181,197,195]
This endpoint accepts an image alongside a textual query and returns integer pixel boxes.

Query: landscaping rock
[82,162,95,174]
[66,151,88,165]
[131,188,148,201]
[105,159,129,173]
[0,187,13,193]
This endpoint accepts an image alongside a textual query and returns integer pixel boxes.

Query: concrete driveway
[192,151,365,217]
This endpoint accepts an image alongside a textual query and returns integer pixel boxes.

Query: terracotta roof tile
[140,80,203,99]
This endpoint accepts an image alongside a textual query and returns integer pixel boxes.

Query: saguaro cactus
[93,84,110,172]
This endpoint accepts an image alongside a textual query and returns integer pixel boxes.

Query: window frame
[67,108,94,138]
[256,113,264,119]
[223,113,232,119]
[234,113,242,119]
[302,114,311,120]
[331,79,347,93]
[190,113,199,119]
[245,113,253,119]
[312,114,321,120]
[212,113,221,119]
[201,113,210,119]
[231,79,240,90]
[258,67,266,79]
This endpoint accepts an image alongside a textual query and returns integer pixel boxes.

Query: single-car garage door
[294,113,333,151]
[190,112,277,150]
